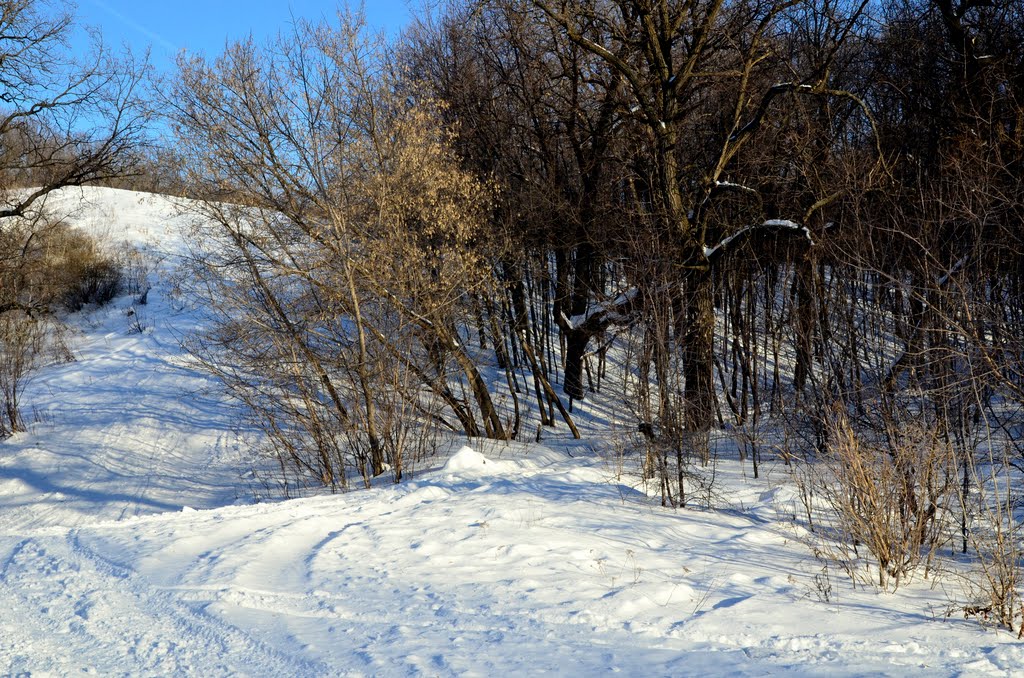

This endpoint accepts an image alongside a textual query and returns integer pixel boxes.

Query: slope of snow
[0,187,248,531]
[1,187,1022,676]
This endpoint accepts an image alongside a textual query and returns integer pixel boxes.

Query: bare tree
[171,12,511,490]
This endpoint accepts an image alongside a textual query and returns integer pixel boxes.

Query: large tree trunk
[794,255,817,393]
[563,330,589,401]
[684,266,715,463]
[563,241,597,401]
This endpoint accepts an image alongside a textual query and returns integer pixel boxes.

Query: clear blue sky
[75,0,413,72]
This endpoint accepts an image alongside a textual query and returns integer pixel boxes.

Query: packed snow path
[0,188,247,531]
[1,189,1023,676]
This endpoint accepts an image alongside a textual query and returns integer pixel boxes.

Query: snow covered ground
[1,187,1023,676]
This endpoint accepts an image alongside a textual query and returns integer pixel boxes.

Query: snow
[566,288,638,330]
[2,187,1023,676]
[705,219,814,259]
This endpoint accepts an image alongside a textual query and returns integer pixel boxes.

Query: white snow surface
[1,187,1022,676]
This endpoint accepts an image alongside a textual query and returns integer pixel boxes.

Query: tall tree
[517,0,848,447]
[171,13,511,489]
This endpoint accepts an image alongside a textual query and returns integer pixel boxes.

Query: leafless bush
[0,217,124,434]
[54,229,124,311]
[115,242,159,300]
[170,13,507,492]
[951,444,1024,635]
[1,219,124,313]
[0,313,47,436]
[803,407,957,590]
[125,305,149,334]
[618,289,719,509]
[0,215,130,436]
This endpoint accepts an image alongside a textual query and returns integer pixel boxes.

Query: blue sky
[76,0,413,72]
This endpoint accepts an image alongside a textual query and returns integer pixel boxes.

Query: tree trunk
[794,255,817,393]
[684,267,714,463]
[561,241,598,401]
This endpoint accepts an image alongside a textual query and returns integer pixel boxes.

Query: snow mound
[443,445,491,473]
[440,445,523,481]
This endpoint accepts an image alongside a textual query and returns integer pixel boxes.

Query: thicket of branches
[168,1,1023,500]
[401,0,1022,501]
[397,0,1023,625]
[169,15,511,491]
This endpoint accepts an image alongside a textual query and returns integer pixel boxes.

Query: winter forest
[3,0,1024,671]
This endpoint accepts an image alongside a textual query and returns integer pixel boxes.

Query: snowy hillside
[1,187,1022,676]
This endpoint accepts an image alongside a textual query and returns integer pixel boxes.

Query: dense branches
[399,0,1024,545]
[171,14,513,489]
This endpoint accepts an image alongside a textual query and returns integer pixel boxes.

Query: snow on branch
[563,288,639,333]
[704,219,814,263]
[714,180,758,194]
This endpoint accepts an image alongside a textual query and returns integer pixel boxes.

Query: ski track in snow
[0,531,322,676]
[2,188,1023,676]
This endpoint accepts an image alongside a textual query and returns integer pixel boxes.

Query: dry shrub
[955,445,1024,635]
[115,242,157,299]
[0,313,49,436]
[172,14,508,493]
[804,408,957,590]
[1,220,123,312]
[0,219,122,436]
[49,227,123,311]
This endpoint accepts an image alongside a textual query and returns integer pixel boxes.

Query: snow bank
[442,445,490,472]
